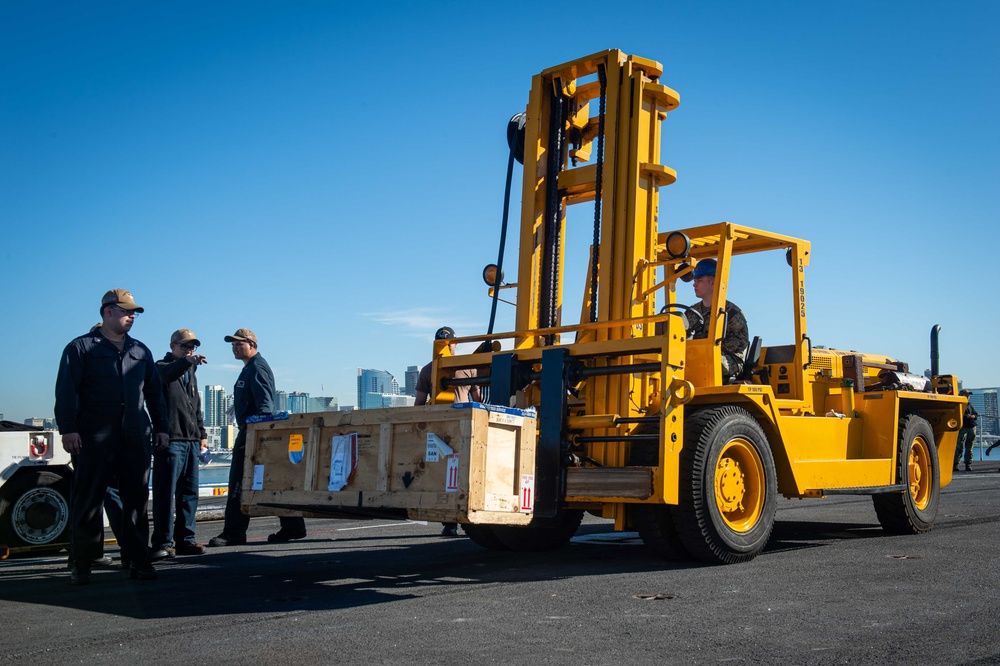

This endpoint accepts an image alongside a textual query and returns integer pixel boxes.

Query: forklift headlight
[483,264,504,287]
[665,231,691,259]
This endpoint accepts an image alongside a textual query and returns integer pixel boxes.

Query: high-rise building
[386,394,415,407]
[288,391,310,414]
[221,425,238,450]
[357,369,403,410]
[275,390,288,413]
[968,388,999,438]
[308,396,338,413]
[204,426,222,448]
[404,365,420,397]
[204,385,228,427]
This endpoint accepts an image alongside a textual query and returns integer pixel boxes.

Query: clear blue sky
[2,1,998,422]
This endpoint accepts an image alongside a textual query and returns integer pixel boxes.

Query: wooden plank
[303,421,321,491]
[377,422,391,492]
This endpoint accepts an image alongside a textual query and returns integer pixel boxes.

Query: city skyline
[4,359,425,424]
[9,385,1000,449]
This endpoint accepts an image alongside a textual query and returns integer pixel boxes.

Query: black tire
[626,423,691,562]
[490,510,584,552]
[0,470,71,552]
[462,523,510,551]
[872,413,940,534]
[631,505,692,562]
[671,406,777,565]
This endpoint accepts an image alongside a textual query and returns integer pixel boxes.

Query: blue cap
[692,259,716,279]
[435,326,456,340]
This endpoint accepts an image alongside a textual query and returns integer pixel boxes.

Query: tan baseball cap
[170,328,201,347]
[224,328,258,345]
[101,288,144,313]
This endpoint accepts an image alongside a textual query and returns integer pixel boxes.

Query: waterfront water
[964,444,1000,462]
[149,451,232,490]
[199,463,231,486]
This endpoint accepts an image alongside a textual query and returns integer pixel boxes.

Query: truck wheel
[490,510,584,552]
[462,524,510,551]
[0,470,71,552]
[872,413,940,534]
[626,425,691,561]
[671,406,777,564]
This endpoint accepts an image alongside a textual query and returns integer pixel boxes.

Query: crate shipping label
[446,454,459,492]
[520,474,534,513]
[426,433,454,463]
[488,411,524,426]
[329,432,358,491]
[251,464,265,490]
[288,433,304,464]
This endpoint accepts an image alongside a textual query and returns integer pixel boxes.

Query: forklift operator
[688,259,749,379]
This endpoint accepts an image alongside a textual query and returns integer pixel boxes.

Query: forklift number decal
[445,455,459,492]
[520,474,535,513]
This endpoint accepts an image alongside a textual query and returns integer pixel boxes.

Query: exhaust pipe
[930,325,941,377]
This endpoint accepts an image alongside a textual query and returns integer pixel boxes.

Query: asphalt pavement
[1,463,999,665]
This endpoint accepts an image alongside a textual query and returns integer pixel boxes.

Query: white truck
[0,423,71,557]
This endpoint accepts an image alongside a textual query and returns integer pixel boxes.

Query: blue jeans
[151,440,200,548]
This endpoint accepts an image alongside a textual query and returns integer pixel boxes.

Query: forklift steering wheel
[659,303,704,334]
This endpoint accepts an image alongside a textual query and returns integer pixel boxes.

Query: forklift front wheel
[672,406,777,564]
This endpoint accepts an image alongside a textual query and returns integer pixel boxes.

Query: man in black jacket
[151,328,209,560]
[208,328,306,547]
[55,288,169,585]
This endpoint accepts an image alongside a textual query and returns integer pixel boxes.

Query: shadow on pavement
[0,517,892,619]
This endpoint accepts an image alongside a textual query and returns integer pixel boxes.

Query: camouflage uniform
[689,300,749,378]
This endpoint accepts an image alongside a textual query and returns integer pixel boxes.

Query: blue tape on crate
[451,402,536,418]
[246,411,291,424]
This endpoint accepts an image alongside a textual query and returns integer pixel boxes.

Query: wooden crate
[241,403,537,525]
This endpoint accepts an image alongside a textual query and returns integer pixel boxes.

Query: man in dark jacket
[151,328,209,560]
[55,288,169,585]
[208,328,306,547]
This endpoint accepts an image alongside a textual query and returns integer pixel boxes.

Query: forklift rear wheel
[462,523,510,551]
[490,510,584,552]
[671,406,777,564]
[872,413,940,534]
[627,428,691,561]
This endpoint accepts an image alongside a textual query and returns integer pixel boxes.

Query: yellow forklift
[244,50,964,564]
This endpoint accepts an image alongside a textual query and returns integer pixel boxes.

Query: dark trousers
[104,483,124,544]
[222,429,304,537]
[70,436,151,566]
[955,427,976,467]
[152,440,200,548]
